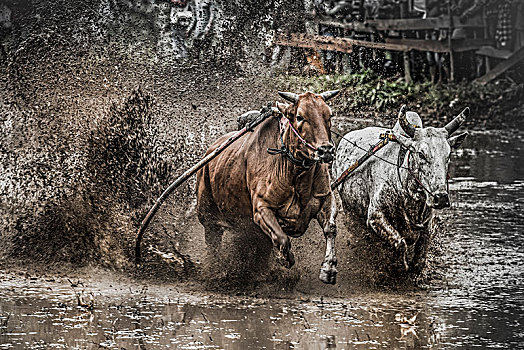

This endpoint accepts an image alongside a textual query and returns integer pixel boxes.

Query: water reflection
[0,130,523,349]
[0,282,437,349]
[438,130,524,349]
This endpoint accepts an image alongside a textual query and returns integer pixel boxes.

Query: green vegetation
[270,71,524,127]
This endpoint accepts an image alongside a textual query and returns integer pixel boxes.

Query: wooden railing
[276,32,493,54]
[310,15,483,32]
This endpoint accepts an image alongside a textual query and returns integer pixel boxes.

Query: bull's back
[333,127,395,217]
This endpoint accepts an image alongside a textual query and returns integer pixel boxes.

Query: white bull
[333,106,469,274]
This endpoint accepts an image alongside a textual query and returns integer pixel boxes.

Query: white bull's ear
[276,102,289,115]
[448,131,468,149]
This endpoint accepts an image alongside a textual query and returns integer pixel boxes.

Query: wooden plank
[475,46,512,59]
[276,33,353,53]
[307,14,482,32]
[453,39,495,52]
[386,38,449,52]
[367,16,483,31]
[474,45,524,85]
[277,33,492,54]
[380,37,492,52]
[315,18,375,33]
[276,33,409,53]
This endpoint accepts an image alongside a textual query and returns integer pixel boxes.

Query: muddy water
[1,130,523,349]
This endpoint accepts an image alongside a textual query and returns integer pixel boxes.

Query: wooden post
[482,6,491,73]
[400,2,412,83]
[448,1,455,81]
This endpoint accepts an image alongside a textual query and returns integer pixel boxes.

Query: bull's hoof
[319,268,337,285]
[277,250,295,269]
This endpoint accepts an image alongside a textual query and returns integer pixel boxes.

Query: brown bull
[196,91,340,284]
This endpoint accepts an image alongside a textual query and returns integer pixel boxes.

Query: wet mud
[1,130,523,349]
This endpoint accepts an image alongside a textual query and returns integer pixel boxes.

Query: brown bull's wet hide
[196,91,340,284]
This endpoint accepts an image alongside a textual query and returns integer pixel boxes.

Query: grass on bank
[269,70,523,128]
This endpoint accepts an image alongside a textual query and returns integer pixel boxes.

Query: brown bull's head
[397,105,469,209]
[277,90,340,164]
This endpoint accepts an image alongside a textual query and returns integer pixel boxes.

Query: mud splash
[1,130,523,349]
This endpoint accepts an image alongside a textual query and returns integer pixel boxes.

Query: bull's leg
[368,211,409,271]
[316,194,338,284]
[196,170,225,257]
[198,208,226,271]
[253,205,295,269]
[201,221,225,253]
[411,232,429,274]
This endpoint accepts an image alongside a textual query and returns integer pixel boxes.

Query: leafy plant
[268,71,523,128]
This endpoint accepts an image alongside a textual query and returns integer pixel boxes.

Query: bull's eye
[418,152,428,163]
[296,115,304,123]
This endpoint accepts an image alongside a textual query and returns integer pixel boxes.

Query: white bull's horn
[320,90,340,101]
[278,91,299,103]
[398,104,416,138]
[445,107,470,135]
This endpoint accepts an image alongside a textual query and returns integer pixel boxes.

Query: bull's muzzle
[317,145,335,163]
[433,191,450,209]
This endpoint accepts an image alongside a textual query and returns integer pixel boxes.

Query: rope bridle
[267,114,320,169]
[394,136,439,201]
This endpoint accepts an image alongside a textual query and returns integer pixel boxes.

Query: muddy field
[1,1,524,349]
[1,130,523,349]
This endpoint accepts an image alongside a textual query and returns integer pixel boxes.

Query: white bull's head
[396,105,469,209]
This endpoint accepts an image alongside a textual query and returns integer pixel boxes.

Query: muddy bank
[269,73,524,131]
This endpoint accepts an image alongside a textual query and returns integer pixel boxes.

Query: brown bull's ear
[448,131,468,149]
[276,102,289,115]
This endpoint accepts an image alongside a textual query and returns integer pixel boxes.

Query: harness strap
[394,138,436,200]
[267,115,317,170]
[333,130,438,200]
[284,118,318,151]
[331,131,394,190]
[267,146,315,169]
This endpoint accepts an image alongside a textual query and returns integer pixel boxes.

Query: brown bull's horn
[398,104,416,138]
[278,91,299,103]
[445,107,470,135]
[320,90,340,101]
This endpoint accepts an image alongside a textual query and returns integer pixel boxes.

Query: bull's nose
[433,192,450,209]
[317,145,335,163]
